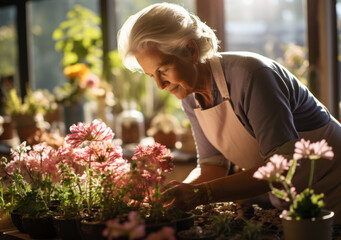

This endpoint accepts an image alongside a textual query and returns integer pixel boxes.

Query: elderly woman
[118,3,341,224]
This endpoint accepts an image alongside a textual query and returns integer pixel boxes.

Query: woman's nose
[154,76,169,90]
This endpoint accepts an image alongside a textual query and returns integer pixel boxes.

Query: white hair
[117,3,219,72]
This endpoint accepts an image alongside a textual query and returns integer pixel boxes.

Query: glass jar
[115,102,145,145]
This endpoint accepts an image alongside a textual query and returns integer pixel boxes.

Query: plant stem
[87,156,93,213]
[308,159,315,189]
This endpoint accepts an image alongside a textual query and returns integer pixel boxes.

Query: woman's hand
[163,180,207,212]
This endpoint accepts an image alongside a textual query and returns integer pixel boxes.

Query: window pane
[115,0,195,29]
[0,5,18,115]
[225,0,306,60]
[28,0,99,92]
[114,0,195,120]
[337,0,341,121]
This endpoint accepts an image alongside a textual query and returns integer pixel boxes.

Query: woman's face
[136,46,199,100]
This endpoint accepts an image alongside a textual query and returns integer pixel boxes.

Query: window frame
[0,0,30,99]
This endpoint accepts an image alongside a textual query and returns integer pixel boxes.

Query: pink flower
[3,159,24,176]
[24,143,60,183]
[293,138,311,160]
[80,72,100,89]
[253,154,289,181]
[309,139,334,160]
[145,226,176,240]
[132,143,174,173]
[294,138,334,160]
[86,141,123,165]
[103,211,145,240]
[65,120,114,148]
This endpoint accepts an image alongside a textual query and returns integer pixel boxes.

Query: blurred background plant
[52,4,102,76]
[5,88,57,117]
[109,50,147,113]
[3,88,57,142]
[54,63,100,105]
[0,25,16,79]
[277,43,309,86]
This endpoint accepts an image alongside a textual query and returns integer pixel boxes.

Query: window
[115,0,195,29]
[225,0,306,60]
[28,0,99,92]
[0,5,18,115]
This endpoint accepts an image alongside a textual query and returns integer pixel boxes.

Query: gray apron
[193,55,341,224]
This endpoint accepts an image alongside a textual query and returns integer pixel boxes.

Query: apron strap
[194,55,230,108]
[209,55,230,100]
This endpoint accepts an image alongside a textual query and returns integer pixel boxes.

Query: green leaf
[55,41,65,51]
[63,52,78,66]
[52,29,64,40]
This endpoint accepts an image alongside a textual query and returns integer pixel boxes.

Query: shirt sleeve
[181,95,230,168]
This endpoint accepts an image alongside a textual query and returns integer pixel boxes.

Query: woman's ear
[186,39,199,64]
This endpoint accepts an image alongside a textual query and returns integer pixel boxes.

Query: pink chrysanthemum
[25,142,60,183]
[86,141,123,165]
[294,138,334,160]
[293,138,311,160]
[55,145,86,174]
[65,119,114,148]
[253,154,289,181]
[309,139,334,160]
[132,143,174,173]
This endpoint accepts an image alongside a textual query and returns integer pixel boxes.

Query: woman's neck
[194,62,212,109]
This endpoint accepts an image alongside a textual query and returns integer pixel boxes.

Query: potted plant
[53,120,134,240]
[53,164,85,240]
[126,143,177,230]
[52,4,118,131]
[54,63,101,133]
[3,119,192,239]
[253,138,335,240]
[0,157,15,231]
[8,142,60,239]
[0,142,31,233]
[146,112,183,149]
[4,88,57,142]
[0,141,60,238]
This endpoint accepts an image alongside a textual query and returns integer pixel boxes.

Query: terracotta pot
[153,131,177,149]
[0,120,15,140]
[11,114,39,142]
[280,209,334,240]
[53,216,82,240]
[22,215,58,239]
[44,107,63,124]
